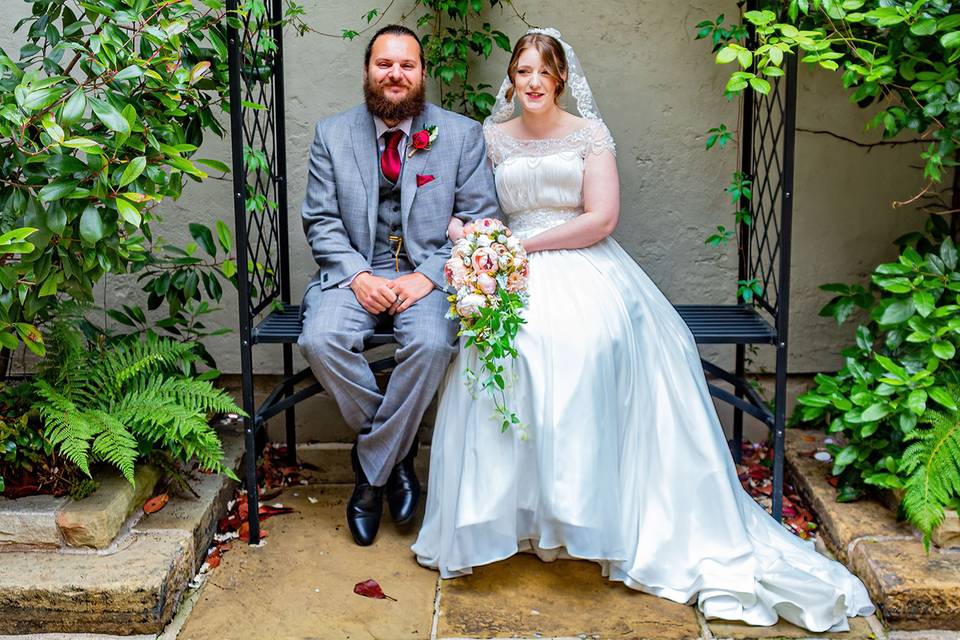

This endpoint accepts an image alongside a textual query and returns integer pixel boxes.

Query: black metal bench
[226,0,796,544]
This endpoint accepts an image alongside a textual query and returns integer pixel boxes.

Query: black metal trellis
[226,4,797,543]
[676,12,798,521]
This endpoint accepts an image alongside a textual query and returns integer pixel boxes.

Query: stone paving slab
[57,465,162,549]
[786,430,960,631]
[137,433,244,571]
[178,485,437,640]
[784,432,913,563]
[0,529,194,635]
[0,495,67,548]
[436,554,701,640]
[849,538,960,631]
[707,615,874,639]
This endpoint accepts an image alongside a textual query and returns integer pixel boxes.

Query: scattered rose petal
[143,493,169,514]
[308,496,318,504]
[353,579,396,601]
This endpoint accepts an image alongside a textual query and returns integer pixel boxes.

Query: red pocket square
[416,174,435,188]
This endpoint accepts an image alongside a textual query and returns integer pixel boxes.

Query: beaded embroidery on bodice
[484,120,616,238]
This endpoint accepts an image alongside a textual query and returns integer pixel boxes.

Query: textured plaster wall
[1,1,927,377]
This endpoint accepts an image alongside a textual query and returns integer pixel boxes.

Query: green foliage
[33,319,244,485]
[706,1,960,186]
[417,0,514,120]
[0,0,237,357]
[796,218,960,529]
[900,386,960,548]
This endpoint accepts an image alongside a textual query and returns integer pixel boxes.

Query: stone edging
[784,429,960,631]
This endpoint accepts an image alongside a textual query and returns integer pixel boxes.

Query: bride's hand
[447,217,465,241]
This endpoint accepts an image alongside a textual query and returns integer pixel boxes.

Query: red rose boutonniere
[407,125,438,158]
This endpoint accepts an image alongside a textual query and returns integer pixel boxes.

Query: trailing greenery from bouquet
[795,217,960,542]
[33,316,243,485]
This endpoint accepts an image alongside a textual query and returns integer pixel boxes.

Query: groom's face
[364,34,425,123]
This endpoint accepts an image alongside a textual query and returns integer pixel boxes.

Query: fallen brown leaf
[143,493,169,514]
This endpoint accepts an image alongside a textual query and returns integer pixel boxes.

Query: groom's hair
[364,25,425,69]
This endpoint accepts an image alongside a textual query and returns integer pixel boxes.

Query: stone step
[0,466,161,550]
[785,429,960,631]
[0,429,244,635]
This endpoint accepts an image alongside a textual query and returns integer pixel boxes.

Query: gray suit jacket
[301,103,500,295]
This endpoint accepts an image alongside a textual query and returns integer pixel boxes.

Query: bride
[411,27,874,632]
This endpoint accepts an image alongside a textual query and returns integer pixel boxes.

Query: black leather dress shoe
[386,438,421,525]
[347,445,383,546]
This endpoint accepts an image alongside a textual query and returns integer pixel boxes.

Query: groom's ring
[397,297,405,305]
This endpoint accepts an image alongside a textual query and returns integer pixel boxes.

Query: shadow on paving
[177,485,873,640]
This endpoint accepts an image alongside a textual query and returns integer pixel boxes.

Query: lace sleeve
[482,123,506,168]
[585,120,616,158]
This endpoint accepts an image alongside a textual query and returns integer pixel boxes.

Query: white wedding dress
[411,119,874,632]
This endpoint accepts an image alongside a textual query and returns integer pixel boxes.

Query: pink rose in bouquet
[471,247,498,274]
[443,217,530,436]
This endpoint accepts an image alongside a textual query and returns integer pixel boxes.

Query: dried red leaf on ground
[259,504,295,521]
[237,521,268,542]
[143,493,169,514]
[353,579,396,601]
[206,547,222,569]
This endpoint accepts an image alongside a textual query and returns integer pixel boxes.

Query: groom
[298,25,499,546]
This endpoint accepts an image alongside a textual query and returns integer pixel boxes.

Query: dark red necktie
[381,130,403,183]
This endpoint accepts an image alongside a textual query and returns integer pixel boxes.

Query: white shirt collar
[373,116,413,140]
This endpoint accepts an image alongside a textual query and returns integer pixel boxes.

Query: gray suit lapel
[351,110,379,245]
[400,108,436,230]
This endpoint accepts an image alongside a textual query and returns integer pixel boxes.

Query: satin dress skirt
[411,236,874,632]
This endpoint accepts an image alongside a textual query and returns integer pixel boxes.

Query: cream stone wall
[1,1,928,379]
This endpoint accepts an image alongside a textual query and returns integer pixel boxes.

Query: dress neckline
[488,121,594,144]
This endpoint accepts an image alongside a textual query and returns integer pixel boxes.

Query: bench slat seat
[252,303,777,347]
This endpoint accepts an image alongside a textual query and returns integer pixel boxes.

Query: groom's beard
[364,77,426,123]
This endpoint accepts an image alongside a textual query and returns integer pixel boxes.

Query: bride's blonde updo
[505,33,568,103]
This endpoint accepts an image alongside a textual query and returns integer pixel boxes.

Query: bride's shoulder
[579,118,616,157]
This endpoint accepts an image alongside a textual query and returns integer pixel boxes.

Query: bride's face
[513,47,561,116]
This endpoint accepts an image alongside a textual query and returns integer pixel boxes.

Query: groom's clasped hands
[349,271,435,315]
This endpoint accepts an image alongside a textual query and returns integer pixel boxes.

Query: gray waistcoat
[371,164,412,272]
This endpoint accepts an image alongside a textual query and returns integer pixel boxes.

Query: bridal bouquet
[444,218,529,436]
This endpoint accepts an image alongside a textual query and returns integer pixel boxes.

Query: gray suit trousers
[298,268,457,487]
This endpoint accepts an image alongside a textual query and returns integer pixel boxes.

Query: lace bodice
[483,120,616,238]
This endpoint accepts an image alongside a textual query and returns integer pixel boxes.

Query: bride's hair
[505,33,568,103]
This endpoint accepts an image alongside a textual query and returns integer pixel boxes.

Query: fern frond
[94,336,199,392]
[899,387,960,550]
[87,410,139,485]
[33,380,93,477]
